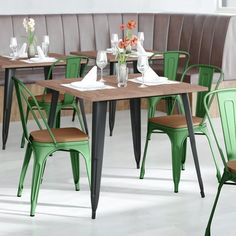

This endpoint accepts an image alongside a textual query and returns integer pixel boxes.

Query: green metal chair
[204,88,236,236]
[140,64,223,193]
[21,55,89,148]
[13,77,91,216]
[148,51,190,118]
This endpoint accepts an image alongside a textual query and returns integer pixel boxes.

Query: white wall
[0,0,218,15]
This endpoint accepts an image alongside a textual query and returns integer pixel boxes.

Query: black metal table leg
[109,101,116,136]
[129,98,141,169]
[181,93,205,198]
[109,62,116,136]
[43,66,52,80]
[109,61,115,75]
[72,63,88,122]
[78,98,89,134]
[133,61,138,73]
[44,66,53,94]
[91,101,107,219]
[2,68,16,150]
[48,90,59,128]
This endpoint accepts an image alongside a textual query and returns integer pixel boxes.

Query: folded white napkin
[37,46,45,59]
[28,57,56,63]
[18,43,27,57]
[137,67,168,83]
[70,66,105,88]
[137,41,146,55]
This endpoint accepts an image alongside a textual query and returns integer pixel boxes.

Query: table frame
[37,76,206,219]
[0,54,87,149]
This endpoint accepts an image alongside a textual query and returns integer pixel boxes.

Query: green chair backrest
[149,51,190,81]
[204,88,236,170]
[180,64,223,119]
[13,77,57,145]
[46,56,89,104]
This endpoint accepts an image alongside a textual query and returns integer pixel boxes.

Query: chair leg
[83,144,91,188]
[70,151,80,191]
[204,129,222,182]
[148,97,162,118]
[166,97,175,115]
[30,152,47,216]
[40,160,47,184]
[74,142,91,188]
[73,104,87,133]
[170,134,185,193]
[17,143,32,197]
[140,131,152,179]
[20,106,30,148]
[205,172,227,236]
[175,95,185,114]
[71,98,78,122]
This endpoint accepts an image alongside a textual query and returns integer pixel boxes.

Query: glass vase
[27,43,36,58]
[116,63,128,87]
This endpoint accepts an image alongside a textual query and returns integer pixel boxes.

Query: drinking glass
[42,35,49,57]
[96,50,108,82]
[138,32,145,46]
[10,37,18,60]
[137,55,149,88]
[111,33,119,55]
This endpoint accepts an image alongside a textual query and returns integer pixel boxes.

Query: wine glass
[10,37,18,60]
[43,35,50,45]
[137,55,149,88]
[138,32,145,46]
[96,50,108,82]
[111,33,119,55]
[42,35,49,57]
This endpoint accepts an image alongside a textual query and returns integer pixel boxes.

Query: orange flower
[130,35,138,46]
[120,23,126,30]
[124,37,130,46]
[127,20,136,29]
[118,40,126,49]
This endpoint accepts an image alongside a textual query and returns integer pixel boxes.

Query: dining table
[70,50,168,137]
[0,53,87,150]
[36,73,207,219]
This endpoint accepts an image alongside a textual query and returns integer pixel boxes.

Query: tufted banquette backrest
[0,13,232,78]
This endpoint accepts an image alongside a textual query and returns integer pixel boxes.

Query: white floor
[0,110,235,236]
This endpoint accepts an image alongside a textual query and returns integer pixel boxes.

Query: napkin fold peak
[143,67,160,82]
[18,43,27,57]
[137,41,146,55]
[81,66,97,84]
[37,46,45,59]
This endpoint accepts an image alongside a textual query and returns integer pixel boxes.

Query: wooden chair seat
[227,160,236,173]
[30,127,88,143]
[29,93,64,103]
[149,115,203,128]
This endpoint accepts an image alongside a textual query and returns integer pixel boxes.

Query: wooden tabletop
[36,74,207,102]
[0,53,67,69]
[70,50,164,63]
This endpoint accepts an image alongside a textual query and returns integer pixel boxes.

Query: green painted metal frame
[140,64,223,193]
[13,77,91,216]
[148,51,190,118]
[204,88,236,236]
[21,56,89,148]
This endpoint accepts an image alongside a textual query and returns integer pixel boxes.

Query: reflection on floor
[0,110,235,236]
